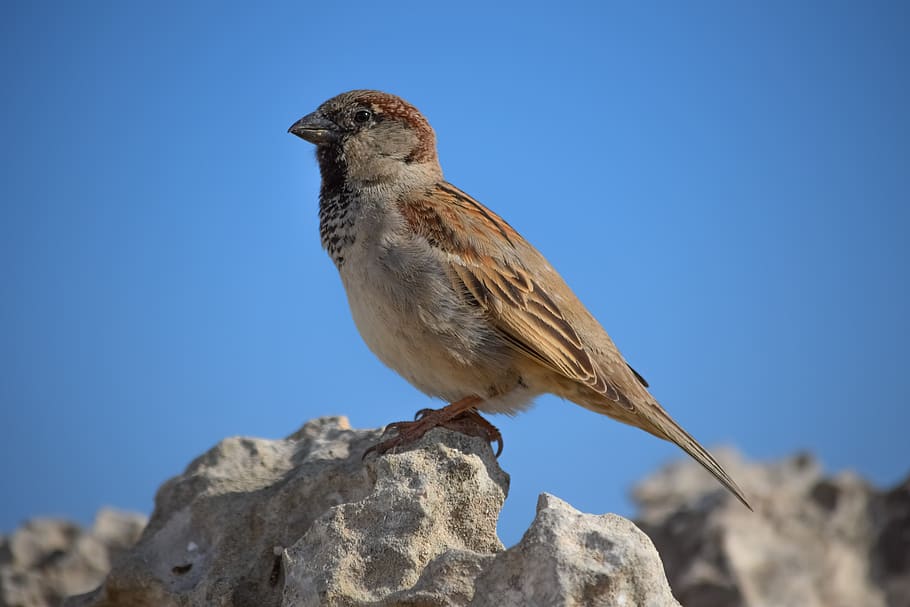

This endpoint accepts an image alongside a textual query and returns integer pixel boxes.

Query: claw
[444,409,503,457]
[491,430,503,457]
[362,424,400,461]
[362,438,385,461]
[362,437,397,460]
[361,418,431,461]
[361,444,376,461]
[362,398,504,461]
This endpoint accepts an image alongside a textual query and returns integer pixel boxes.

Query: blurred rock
[0,509,146,607]
[634,449,910,607]
[60,416,679,606]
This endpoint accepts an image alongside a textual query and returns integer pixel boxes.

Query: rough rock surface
[11,416,906,606]
[634,449,910,607]
[472,494,680,606]
[61,416,679,607]
[0,509,146,607]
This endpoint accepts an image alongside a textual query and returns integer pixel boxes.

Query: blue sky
[1,2,908,546]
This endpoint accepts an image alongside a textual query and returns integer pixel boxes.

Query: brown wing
[398,183,754,509]
[398,182,634,408]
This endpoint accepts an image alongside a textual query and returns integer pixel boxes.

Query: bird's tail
[638,401,752,510]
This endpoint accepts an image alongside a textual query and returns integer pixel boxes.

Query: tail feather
[644,403,752,510]
[576,390,752,509]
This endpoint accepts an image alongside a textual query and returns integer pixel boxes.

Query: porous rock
[472,494,680,607]
[59,416,679,607]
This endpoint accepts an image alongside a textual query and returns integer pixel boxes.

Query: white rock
[60,416,678,606]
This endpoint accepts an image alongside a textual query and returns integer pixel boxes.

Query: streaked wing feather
[400,182,632,408]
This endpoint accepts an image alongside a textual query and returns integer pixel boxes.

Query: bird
[288,90,751,509]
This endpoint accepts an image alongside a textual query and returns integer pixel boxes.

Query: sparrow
[289,90,751,509]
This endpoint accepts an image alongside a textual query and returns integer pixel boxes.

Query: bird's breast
[334,223,520,403]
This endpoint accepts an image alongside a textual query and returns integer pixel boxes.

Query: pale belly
[336,238,539,414]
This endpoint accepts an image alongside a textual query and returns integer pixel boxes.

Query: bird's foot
[364,397,503,459]
[420,408,503,457]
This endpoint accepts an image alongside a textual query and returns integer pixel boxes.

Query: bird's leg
[364,396,503,459]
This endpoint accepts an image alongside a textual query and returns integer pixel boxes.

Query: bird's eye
[353,109,372,124]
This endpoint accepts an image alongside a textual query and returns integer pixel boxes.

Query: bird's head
[289,90,442,188]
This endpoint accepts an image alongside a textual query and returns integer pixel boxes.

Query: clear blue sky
[2,2,908,546]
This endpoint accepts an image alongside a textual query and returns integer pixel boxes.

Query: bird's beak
[288,112,339,145]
